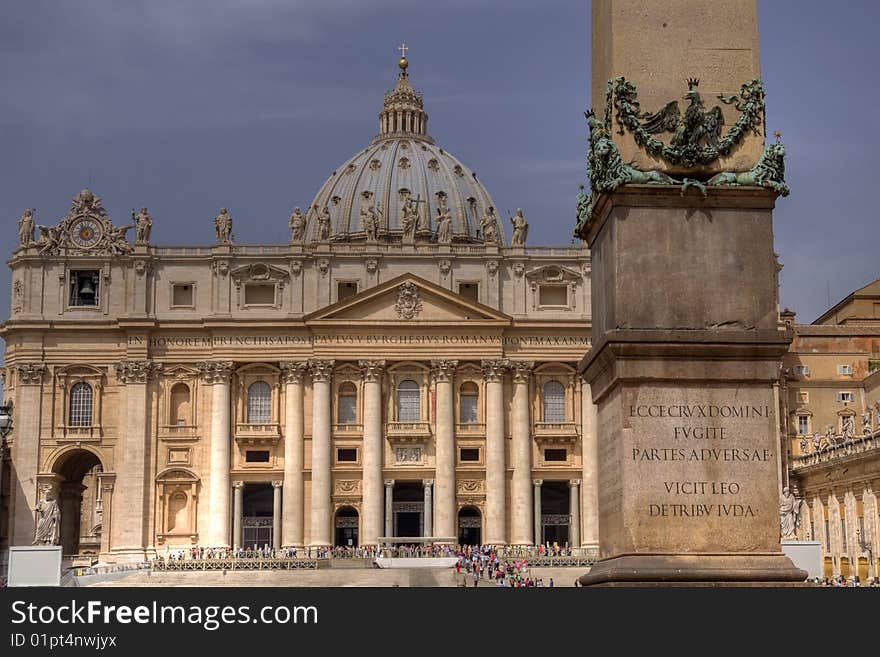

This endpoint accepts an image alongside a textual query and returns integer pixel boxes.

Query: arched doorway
[51,449,104,555]
[458,506,481,545]
[540,481,571,546]
[242,483,273,550]
[334,506,359,547]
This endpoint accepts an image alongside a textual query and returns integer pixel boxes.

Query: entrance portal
[457,506,482,545]
[242,483,273,550]
[51,449,104,555]
[334,506,359,547]
[540,481,571,546]
[392,481,423,539]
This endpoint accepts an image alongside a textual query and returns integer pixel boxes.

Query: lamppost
[0,402,13,523]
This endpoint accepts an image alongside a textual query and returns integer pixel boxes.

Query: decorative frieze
[197,360,234,385]
[394,446,423,464]
[334,480,361,494]
[457,480,484,494]
[280,361,309,384]
[16,362,47,385]
[115,360,162,385]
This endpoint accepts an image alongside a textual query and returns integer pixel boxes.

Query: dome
[302,56,504,245]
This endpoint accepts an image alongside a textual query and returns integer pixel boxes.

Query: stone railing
[151,557,324,571]
[152,243,588,259]
[333,423,364,434]
[234,422,281,443]
[56,425,102,441]
[159,424,197,439]
[455,422,486,435]
[792,431,878,470]
[386,421,432,436]
[533,422,580,442]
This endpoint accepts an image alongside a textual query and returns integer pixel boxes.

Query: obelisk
[577,0,806,585]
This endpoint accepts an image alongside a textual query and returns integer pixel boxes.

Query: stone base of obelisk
[577,185,807,586]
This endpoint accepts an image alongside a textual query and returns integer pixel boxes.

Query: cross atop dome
[376,43,429,142]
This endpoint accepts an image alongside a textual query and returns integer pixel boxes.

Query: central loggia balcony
[386,421,432,443]
[56,425,102,442]
[235,422,281,444]
[533,422,580,443]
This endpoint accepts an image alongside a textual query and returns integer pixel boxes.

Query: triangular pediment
[306,274,510,325]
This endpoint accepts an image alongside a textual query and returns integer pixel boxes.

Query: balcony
[386,421,431,443]
[533,422,579,443]
[333,423,363,436]
[56,425,102,442]
[159,424,198,440]
[792,430,878,471]
[455,422,486,436]
[235,422,281,445]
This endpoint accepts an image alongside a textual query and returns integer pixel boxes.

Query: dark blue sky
[1,1,877,323]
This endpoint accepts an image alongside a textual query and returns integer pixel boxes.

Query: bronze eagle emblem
[639,78,725,151]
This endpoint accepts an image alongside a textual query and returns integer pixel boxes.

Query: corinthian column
[482,359,509,546]
[281,361,308,548]
[198,360,234,548]
[309,359,334,547]
[359,360,386,546]
[112,360,162,560]
[510,361,534,545]
[431,359,457,543]
[10,363,46,545]
[423,479,434,538]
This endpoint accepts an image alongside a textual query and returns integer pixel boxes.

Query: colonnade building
[0,57,597,562]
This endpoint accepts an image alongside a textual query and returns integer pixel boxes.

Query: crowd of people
[816,575,880,587]
[453,545,555,587]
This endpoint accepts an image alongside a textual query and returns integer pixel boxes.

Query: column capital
[533,479,543,487]
[16,362,47,385]
[272,480,283,489]
[232,481,245,490]
[423,478,434,487]
[116,360,162,384]
[309,359,335,383]
[384,479,395,488]
[569,479,581,488]
[509,361,534,384]
[359,360,386,382]
[197,360,234,384]
[430,360,458,383]
[481,359,510,382]
[280,361,309,384]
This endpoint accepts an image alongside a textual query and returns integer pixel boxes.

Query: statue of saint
[316,206,331,241]
[841,415,854,441]
[289,207,306,243]
[214,208,233,244]
[108,224,134,256]
[133,207,153,244]
[437,208,452,244]
[401,198,417,242]
[779,486,802,540]
[34,486,61,546]
[862,411,872,437]
[510,207,529,246]
[481,207,499,244]
[18,209,35,248]
[361,205,380,241]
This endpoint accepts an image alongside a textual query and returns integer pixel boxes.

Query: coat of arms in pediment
[394,282,422,320]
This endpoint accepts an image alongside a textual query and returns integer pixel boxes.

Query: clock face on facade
[69,217,103,249]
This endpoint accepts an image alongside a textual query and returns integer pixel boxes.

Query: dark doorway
[457,506,482,545]
[540,481,571,546]
[52,449,104,556]
[392,481,423,539]
[335,506,359,547]
[242,483,273,550]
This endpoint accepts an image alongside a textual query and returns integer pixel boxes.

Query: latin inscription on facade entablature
[128,334,591,349]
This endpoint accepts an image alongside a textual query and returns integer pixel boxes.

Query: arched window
[247,381,272,424]
[170,382,191,426]
[69,381,93,426]
[338,382,358,424]
[397,380,420,422]
[543,380,566,423]
[459,382,479,424]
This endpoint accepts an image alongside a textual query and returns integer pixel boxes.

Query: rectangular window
[539,285,568,306]
[797,391,809,404]
[458,282,478,302]
[337,281,358,302]
[837,364,853,376]
[859,516,866,542]
[824,519,830,552]
[544,448,568,462]
[797,416,809,435]
[794,365,810,377]
[171,283,194,308]
[244,283,275,306]
[459,448,480,462]
[69,270,100,307]
[837,392,854,403]
[840,518,847,552]
[245,450,270,463]
[810,520,815,542]
[337,448,357,462]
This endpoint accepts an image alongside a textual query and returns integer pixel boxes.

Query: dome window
[427,158,439,172]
